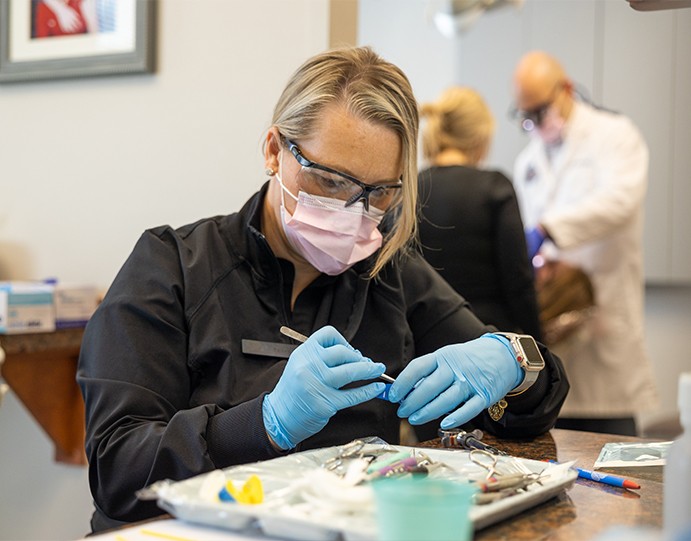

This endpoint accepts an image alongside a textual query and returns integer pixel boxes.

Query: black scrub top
[78,182,568,530]
[418,165,542,339]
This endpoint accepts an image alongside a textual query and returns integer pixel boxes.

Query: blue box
[0,282,56,334]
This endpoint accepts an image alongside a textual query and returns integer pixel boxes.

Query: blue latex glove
[263,325,386,450]
[525,226,546,260]
[388,334,523,429]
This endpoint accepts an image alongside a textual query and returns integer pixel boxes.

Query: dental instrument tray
[141,437,577,541]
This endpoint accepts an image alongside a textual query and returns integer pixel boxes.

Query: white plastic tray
[148,440,577,541]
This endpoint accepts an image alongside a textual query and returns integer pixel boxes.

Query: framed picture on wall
[0,0,156,83]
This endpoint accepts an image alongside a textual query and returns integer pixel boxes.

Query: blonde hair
[420,87,494,165]
[270,46,419,277]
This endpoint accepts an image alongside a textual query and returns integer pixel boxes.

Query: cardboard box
[0,282,56,334]
[54,284,99,329]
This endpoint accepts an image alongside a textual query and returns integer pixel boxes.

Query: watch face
[517,336,545,368]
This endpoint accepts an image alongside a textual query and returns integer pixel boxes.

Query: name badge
[241,339,297,359]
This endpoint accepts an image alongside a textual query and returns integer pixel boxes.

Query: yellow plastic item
[223,474,264,504]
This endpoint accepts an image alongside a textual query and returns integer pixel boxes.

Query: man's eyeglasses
[509,102,552,132]
[284,138,402,211]
[509,83,564,132]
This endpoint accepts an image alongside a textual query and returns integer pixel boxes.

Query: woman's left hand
[388,334,523,429]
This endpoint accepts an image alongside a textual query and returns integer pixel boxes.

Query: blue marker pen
[575,467,641,489]
[549,460,640,489]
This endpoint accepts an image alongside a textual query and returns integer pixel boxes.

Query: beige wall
[329,0,358,47]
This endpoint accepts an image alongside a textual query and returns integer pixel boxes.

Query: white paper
[77,517,264,541]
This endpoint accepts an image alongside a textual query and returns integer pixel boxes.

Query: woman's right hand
[262,325,386,450]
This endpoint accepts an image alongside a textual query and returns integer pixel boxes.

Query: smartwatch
[494,332,545,396]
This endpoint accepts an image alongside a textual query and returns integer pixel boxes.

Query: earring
[265,168,275,177]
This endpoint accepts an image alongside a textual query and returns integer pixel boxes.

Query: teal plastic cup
[372,476,476,541]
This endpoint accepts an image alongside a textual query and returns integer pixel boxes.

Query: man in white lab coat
[511,51,658,436]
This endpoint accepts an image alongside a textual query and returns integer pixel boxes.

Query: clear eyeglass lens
[297,167,399,210]
[298,167,357,200]
[370,186,401,210]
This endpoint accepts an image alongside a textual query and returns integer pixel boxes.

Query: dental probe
[279,325,396,384]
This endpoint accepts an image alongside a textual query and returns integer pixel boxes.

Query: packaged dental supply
[54,283,99,329]
[0,281,55,334]
[593,441,672,469]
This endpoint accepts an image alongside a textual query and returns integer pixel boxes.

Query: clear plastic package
[593,441,672,469]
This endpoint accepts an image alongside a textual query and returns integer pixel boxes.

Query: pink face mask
[535,105,565,146]
[275,172,384,276]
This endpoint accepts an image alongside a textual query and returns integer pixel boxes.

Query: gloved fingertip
[375,383,391,401]
[387,391,400,404]
[440,417,455,429]
[408,414,420,425]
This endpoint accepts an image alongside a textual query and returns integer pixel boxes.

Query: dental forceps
[322,439,367,471]
[279,326,395,384]
[469,449,541,505]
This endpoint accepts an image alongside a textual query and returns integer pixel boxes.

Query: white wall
[0,0,328,290]
[359,0,691,420]
[0,1,329,539]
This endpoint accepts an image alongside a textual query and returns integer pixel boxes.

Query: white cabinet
[671,9,691,282]
[601,4,680,283]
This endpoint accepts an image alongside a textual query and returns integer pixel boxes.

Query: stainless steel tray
[147,439,577,541]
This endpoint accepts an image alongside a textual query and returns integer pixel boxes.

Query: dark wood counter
[111,428,662,540]
[420,428,662,539]
[0,328,86,465]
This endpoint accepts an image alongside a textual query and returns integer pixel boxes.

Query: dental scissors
[469,449,502,480]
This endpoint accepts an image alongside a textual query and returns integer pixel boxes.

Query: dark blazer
[418,165,542,339]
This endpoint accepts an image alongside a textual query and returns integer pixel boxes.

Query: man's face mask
[533,105,565,146]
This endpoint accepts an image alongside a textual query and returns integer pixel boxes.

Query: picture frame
[0,0,156,83]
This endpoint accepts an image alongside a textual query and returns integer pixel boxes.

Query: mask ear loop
[277,159,342,213]
[274,150,299,208]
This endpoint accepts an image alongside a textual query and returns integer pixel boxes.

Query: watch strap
[506,370,539,396]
